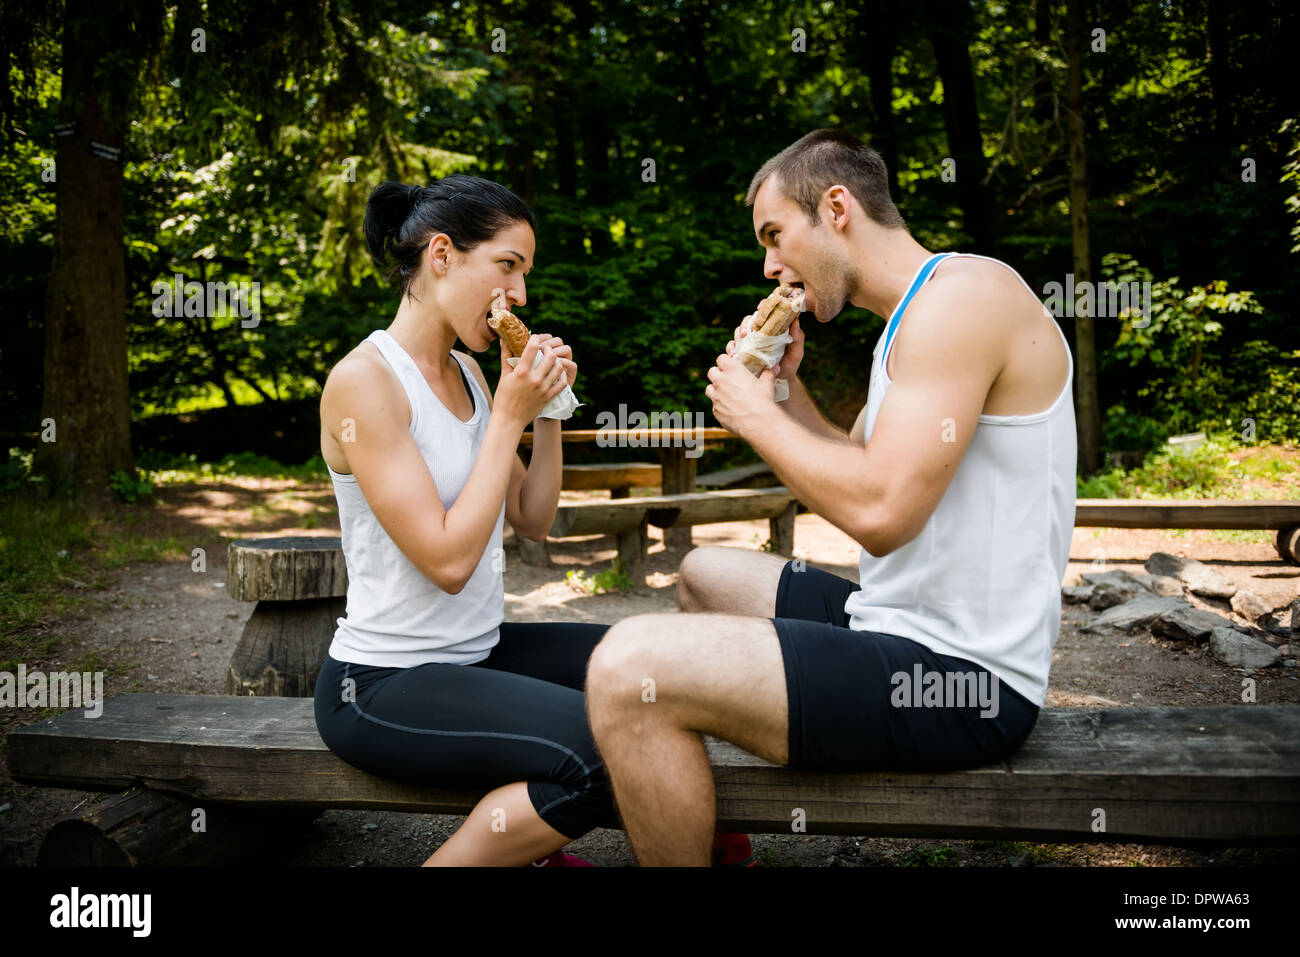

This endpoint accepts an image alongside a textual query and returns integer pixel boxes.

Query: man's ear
[824,185,851,232]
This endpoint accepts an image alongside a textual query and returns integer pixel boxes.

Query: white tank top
[325,329,504,668]
[841,253,1077,706]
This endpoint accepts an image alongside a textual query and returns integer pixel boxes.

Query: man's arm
[709,273,1008,555]
[779,375,854,444]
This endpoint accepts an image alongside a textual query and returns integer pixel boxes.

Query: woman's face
[428,220,536,353]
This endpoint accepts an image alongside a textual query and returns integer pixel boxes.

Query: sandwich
[736,283,805,373]
[488,289,532,356]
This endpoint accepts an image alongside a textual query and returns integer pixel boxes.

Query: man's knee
[675,546,725,612]
[586,615,667,724]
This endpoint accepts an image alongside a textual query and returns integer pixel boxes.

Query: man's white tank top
[841,253,1077,706]
[325,329,504,668]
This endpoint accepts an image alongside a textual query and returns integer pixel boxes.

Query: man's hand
[706,353,778,436]
[728,314,806,383]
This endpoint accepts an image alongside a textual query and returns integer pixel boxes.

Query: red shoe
[530,850,594,867]
[712,832,756,867]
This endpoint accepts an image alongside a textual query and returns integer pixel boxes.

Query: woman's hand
[533,334,578,388]
[726,313,805,381]
[494,334,570,427]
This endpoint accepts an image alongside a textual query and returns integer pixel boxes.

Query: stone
[1208,627,1281,670]
[1082,595,1185,637]
[1229,589,1271,624]
[1278,644,1291,657]
[1146,575,1185,597]
[1151,602,1242,644]
[1061,585,1094,604]
[1089,581,1141,610]
[1080,569,1144,589]
[1143,552,1236,599]
[1144,552,1184,578]
[1290,598,1300,631]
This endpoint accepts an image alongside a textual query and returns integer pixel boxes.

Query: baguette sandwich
[488,289,532,356]
[736,283,806,374]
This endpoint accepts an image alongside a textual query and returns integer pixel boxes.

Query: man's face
[752,174,856,322]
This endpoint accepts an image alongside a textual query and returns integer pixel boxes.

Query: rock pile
[1062,552,1296,672]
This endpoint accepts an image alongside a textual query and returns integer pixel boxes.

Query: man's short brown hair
[745,128,905,229]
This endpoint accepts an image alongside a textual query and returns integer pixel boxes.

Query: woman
[313,174,615,866]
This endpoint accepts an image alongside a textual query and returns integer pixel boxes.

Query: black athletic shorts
[769,561,1040,772]
[314,622,619,842]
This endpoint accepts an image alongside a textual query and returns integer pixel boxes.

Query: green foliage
[565,558,635,594]
[108,469,154,504]
[1076,435,1247,499]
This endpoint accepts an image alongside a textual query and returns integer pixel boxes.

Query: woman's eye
[500,261,514,269]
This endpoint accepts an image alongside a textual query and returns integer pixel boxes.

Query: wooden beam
[562,463,661,490]
[9,695,1299,841]
[518,428,735,447]
[1075,499,1300,530]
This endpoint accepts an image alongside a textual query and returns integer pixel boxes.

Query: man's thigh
[677,546,791,617]
[590,612,790,767]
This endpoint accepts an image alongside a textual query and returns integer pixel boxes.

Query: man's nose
[764,250,783,283]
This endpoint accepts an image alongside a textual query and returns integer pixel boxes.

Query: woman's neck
[387,298,457,377]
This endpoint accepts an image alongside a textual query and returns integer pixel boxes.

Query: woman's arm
[459,345,573,541]
[323,351,523,594]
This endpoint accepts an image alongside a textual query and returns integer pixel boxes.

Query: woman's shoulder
[322,341,406,419]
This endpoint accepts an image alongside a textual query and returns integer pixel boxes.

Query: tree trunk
[33,0,137,501]
[861,0,900,197]
[927,0,993,250]
[1066,0,1100,474]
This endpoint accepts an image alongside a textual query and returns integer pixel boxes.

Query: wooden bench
[1075,499,1300,564]
[8,693,1299,864]
[540,487,801,575]
[562,463,660,497]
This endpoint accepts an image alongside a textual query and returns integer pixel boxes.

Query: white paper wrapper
[506,353,583,420]
[736,315,794,403]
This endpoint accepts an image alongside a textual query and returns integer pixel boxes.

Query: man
[585,129,1077,866]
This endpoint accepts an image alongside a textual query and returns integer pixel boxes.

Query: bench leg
[517,536,552,567]
[1277,525,1300,566]
[611,487,630,499]
[616,515,650,583]
[769,502,797,557]
[37,787,320,866]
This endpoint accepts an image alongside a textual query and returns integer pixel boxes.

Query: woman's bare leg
[423,781,574,866]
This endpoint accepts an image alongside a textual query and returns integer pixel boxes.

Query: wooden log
[550,501,651,537]
[646,489,796,528]
[515,536,552,567]
[660,449,697,549]
[225,598,345,697]
[696,462,776,489]
[1277,525,1300,566]
[36,786,319,866]
[615,514,650,578]
[227,536,347,602]
[10,694,1300,842]
[562,463,660,490]
[769,501,798,556]
[1075,499,1300,530]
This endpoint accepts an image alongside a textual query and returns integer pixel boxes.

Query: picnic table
[519,427,741,548]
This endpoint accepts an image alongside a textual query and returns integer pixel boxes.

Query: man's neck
[849,230,935,320]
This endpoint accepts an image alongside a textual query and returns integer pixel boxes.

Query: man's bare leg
[586,612,788,866]
[676,545,790,616]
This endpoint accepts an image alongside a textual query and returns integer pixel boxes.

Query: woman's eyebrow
[504,249,534,274]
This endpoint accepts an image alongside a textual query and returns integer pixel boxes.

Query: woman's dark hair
[363,173,537,299]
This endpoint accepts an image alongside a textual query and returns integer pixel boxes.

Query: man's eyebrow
[755,220,778,245]
[504,249,534,273]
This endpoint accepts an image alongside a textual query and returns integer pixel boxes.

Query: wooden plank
[562,463,661,490]
[518,428,736,447]
[9,695,1299,841]
[696,462,775,489]
[1075,499,1300,529]
[646,488,796,529]
[227,537,348,601]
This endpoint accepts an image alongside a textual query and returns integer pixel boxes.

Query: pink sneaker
[530,850,594,867]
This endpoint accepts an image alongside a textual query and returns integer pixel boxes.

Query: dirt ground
[2,472,1298,868]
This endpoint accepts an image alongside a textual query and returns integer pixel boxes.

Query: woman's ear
[427,233,451,275]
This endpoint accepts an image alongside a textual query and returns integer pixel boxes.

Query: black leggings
[313,622,617,841]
